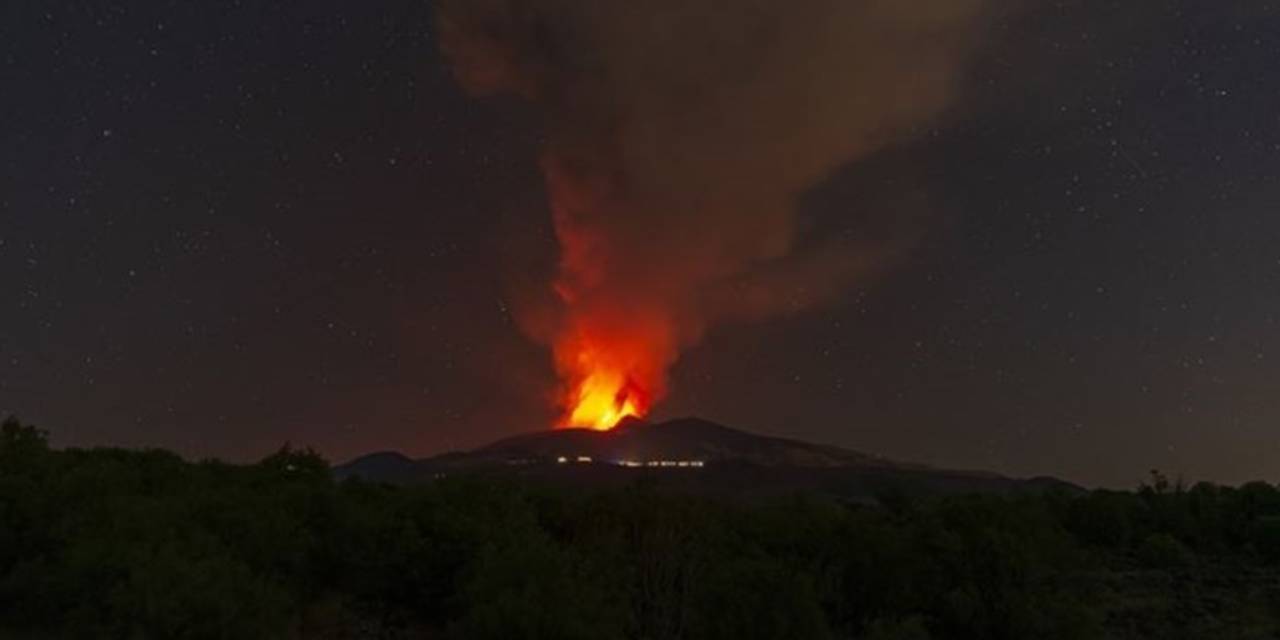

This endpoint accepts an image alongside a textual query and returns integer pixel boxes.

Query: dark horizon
[4,1,1280,488]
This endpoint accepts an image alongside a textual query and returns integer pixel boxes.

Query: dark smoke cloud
[437,0,995,404]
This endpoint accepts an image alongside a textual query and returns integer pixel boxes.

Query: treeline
[2,417,1280,639]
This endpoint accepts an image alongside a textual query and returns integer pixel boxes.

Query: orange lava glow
[554,329,657,430]
[562,367,647,430]
[544,161,674,431]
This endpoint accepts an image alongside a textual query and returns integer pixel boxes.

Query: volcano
[335,418,1079,501]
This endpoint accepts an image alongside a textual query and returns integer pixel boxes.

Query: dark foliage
[3,417,1280,639]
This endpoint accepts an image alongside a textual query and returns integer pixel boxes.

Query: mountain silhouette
[335,417,1079,501]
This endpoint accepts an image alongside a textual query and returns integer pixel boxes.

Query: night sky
[4,1,1279,487]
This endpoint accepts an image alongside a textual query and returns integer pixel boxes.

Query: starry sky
[3,1,1279,487]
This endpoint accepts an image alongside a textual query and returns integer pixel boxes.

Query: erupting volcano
[437,0,994,431]
[550,302,671,430]
[548,176,675,430]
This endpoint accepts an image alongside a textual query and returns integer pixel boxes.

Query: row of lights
[554,456,705,468]
[620,460,705,468]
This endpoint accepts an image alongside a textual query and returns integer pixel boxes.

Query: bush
[1137,533,1197,570]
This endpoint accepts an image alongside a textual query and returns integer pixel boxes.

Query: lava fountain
[560,363,647,430]
[549,282,673,430]
[544,161,680,431]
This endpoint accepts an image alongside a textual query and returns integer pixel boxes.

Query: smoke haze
[437,0,995,422]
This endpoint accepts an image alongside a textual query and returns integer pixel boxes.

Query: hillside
[335,417,1078,501]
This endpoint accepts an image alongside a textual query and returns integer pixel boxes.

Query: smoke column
[436,0,993,428]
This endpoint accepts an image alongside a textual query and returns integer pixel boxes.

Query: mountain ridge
[333,417,1080,501]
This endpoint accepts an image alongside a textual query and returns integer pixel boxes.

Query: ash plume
[436,0,995,423]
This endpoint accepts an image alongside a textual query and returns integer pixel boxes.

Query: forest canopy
[3,417,1280,639]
